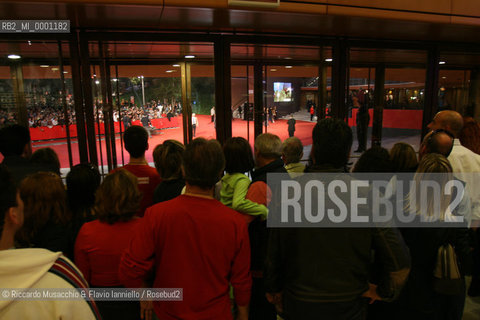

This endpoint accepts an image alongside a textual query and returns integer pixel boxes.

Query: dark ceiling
[0,1,480,46]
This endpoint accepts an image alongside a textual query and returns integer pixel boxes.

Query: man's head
[312,118,352,168]
[183,138,225,190]
[282,137,303,165]
[254,133,282,167]
[123,125,148,158]
[427,110,463,138]
[0,165,23,246]
[0,124,32,158]
[419,129,454,160]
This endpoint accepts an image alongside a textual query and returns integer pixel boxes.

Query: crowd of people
[0,100,182,129]
[0,109,479,320]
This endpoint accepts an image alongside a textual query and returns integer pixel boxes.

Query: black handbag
[432,243,464,295]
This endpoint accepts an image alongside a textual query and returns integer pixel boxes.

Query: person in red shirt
[119,138,252,320]
[75,169,143,320]
[113,125,161,216]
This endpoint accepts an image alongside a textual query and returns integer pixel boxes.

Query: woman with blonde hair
[387,153,470,320]
[15,172,73,258]
[75,169,142,320]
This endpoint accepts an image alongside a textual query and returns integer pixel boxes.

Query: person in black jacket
[287,115,296,137]
[355,103,370,153]
[247,133,288,320]
[264,118,411,320]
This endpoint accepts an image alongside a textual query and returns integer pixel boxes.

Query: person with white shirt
[192,113,198,137]
[428,110,480,297]
[428,110,480,225]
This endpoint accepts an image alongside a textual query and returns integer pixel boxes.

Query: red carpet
[27,114,316,170]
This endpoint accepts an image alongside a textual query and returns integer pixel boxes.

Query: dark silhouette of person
[287,115,296,137]
[122,114,132,129]
[355,103,370,153]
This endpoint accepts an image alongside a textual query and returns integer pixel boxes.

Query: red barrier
[348,109,422,129]
[29,117,181,141]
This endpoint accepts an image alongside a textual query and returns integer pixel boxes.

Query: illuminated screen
[274,82,292,102]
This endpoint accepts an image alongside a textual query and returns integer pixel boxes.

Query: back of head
[390,142,418,172]
[436,111,464,137]
[66,163,101,215]
[353,147,392,173]
[153,140,185,179]
[459,121,480,155]
[423,130,454,158]
[312,118,352,168]
[94,169,141,224]
[417,153,452,174]
[0,124,31,157]
[16,172,69,246]
[183,138,225,189]
[31,148,61,175]
[282,137,303,165]
[224,137,255,174]
[254,133,282,159]
[123,125,148,158]
[409,153,453,220]
[0,165,17,237]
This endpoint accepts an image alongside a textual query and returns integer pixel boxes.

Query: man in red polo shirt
[114,125,160,216]
[119,138,251,320]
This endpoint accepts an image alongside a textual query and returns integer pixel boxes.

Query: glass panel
[0,40,76,173]
[231,44,332,166]
[108,64,183,168]
[350,47,427,152]
[438,69,471,115]
[382,67,425,151]
[191,64,216,139]
[348,67,374,154]
[231,64,255,142]
[89,41,215,169]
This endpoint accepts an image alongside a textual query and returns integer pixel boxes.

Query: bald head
[428,110,463,137]
[420,130,454,160]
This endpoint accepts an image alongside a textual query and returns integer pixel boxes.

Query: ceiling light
[439,61,446,65]
[63,71,68,74]
[51,67,59,71]
[7,54,21,60]
[442,76,446,79]
[138,75,144,79]
[172,64,180,67]
[166,70,175,73]
[40,65,49,68]
[270,69,277,72]
[95,80,100,84]
[185,55,195,59]
[112,78,118,81]
[285,66,293,69]
[325,58,333,62]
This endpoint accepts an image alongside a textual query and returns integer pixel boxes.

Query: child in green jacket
[220,137,268,220]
